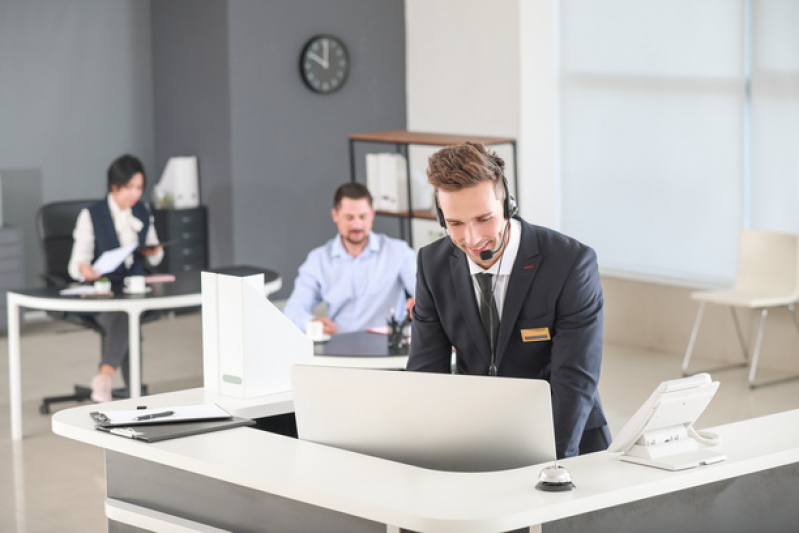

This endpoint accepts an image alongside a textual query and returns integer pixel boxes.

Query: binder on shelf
[364,152,431,212]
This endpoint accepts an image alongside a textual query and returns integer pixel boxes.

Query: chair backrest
[36,199,99,287]
[734,230,799,300]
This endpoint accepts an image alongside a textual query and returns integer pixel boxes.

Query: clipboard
[96,417,255,443]
[90,404,232,427]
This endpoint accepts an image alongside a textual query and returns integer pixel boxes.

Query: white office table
[7,267,281,440]
[53,388,799,533]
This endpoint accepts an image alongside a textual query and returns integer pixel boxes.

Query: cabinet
[348,130,517,249]
[152,206,208,273]
[0,226,25,329]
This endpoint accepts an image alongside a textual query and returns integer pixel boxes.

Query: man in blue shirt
[284,183,417,335]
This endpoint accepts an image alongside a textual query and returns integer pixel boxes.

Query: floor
[1,310,798,532]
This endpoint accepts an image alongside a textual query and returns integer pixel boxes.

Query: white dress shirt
[67,195,163,281]
[466,218,521,320]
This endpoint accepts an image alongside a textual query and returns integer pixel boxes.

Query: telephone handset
[608,373,726,470]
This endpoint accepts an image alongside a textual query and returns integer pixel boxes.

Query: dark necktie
[475,273,500,355]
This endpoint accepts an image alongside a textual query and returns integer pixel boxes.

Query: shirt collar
[107,194,143,232]
[467,218,521,277]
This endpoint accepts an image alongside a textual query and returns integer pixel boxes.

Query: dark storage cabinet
[153,206,208,273]
[0,227,25,329]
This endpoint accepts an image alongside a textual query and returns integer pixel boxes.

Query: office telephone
[608,373,726,471]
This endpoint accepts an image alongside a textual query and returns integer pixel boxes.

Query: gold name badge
[521,328,551,342]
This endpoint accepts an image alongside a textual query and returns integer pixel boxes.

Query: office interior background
[1,0,799,530]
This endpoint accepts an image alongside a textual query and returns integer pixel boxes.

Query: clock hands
[307,38,329,69]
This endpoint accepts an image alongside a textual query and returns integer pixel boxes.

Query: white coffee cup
[124,275,147,294]
[306,320,324,342]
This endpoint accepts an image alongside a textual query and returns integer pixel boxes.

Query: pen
[134,410,174,421]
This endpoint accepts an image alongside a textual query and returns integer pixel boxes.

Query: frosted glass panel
[560,0,746,283]
[561,0,743,78]
[754,0,799,72]
[751,1,799,233]
[561,88,743,282]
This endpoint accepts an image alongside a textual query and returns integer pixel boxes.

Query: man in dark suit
[407,141,610,459]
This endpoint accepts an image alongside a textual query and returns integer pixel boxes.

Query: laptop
[291,365,556,472]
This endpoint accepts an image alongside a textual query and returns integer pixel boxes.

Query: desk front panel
[106,450,384,533]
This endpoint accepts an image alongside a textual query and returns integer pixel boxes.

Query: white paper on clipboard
[90,404,232,427]
[92,244,138,275]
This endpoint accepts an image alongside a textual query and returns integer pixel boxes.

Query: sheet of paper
[92,244,137,275]
[91,404,232,427]
[59,286,98,296]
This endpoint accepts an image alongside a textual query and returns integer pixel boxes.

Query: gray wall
[0,0,406,296]
[151,0,234,269]
[152,0,407,298]
[0,0,155,284]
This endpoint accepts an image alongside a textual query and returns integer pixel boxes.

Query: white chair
[682,230,799,388]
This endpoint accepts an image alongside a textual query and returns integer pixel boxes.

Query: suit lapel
[449,250,491,357]
[495,221,541,366]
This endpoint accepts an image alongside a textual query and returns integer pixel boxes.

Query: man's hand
[140,245,162,257]
[314,317,338,335]
[79,263,101,282]
[405,297,416,316]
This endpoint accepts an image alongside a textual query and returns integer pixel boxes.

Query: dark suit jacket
[407,217,608,458]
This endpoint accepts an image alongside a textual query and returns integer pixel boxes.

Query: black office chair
[36,199,153,414]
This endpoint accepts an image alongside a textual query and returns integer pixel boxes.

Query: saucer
[123,286,152,295]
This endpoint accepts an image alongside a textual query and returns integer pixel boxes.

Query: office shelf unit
[0,226,24,329]
[348,130,517,247]
[153,206,208,273]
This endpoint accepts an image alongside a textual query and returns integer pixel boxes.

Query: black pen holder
[388,327,404,352]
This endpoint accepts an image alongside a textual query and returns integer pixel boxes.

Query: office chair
[682,230,799,388]
[36,199,153,413]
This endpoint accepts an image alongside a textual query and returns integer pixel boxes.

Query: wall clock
[300,35,349,94]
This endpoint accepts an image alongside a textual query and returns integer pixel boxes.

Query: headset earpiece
[435,195,446,229]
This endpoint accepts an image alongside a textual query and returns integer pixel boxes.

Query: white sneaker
[90,374,113,403]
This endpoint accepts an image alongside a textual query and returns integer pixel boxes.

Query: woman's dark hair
[107,154,146,192]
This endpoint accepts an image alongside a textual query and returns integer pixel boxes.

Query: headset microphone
[479,218,511,262]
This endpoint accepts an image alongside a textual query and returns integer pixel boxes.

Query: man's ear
[331,207,339,223]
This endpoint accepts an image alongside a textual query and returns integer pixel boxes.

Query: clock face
[300,35,349,94]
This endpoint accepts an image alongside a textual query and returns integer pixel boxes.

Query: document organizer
[608,373,727,471]
[201,271,313,398]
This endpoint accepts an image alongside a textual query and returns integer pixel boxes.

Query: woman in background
[67,154,163,402]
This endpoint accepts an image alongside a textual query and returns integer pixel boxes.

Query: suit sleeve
[550,245,604,458]
[406,248,453,373]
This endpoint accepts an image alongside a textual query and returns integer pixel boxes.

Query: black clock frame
[300,34,349,94]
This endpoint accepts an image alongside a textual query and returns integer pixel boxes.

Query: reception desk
[53,389,799,533]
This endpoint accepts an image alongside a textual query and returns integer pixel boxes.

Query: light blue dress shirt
[283,232,417,334]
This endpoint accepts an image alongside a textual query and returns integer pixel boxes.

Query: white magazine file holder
[201,272,313,398]
[608,373,727,470]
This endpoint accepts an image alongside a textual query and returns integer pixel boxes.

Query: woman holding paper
[67,154,163,402]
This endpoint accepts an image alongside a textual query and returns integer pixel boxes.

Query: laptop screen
[291,365,556,472]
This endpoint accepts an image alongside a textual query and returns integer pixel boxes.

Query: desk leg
[128,311,142,399]
[8,296,22,440]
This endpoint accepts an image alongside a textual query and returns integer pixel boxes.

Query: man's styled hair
[427,142,505,199]
[333,182,373,209]
[107,154,146,192]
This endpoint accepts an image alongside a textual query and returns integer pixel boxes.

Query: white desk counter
[53,390,799,533]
